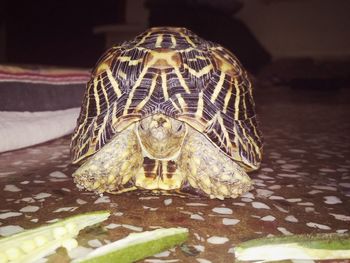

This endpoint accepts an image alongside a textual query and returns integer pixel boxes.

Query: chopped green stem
[73,227,189,263]
[0,211,110,263]
[235,233,350,261]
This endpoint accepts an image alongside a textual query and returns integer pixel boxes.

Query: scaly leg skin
[179,127,253,200]
[72,124,143,194]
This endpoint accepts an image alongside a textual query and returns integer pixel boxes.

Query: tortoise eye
[140,123,146,130]
[176,123,184,133]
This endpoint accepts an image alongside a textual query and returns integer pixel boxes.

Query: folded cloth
[0,108,80,153]
[0,65,90,111]
[0,65,89,152]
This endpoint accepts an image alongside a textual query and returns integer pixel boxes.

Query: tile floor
[0,85,349,262]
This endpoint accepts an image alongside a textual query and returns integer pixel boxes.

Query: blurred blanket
[0,108,80,153]
[0,65,89,152]
[0,65,90,111]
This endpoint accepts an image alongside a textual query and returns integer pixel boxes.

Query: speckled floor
[0,85,350,262]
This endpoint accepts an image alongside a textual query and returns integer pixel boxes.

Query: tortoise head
[136,113,187,159]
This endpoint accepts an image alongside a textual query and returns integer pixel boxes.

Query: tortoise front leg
[179,127,253,199]
[72,124,143,194]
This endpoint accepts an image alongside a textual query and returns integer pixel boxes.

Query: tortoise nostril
[157,117,167,126]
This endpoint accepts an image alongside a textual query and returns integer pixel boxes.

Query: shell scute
[71,27,262,168]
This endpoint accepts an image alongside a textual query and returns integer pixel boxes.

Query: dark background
[1,0,271,72]
[1,0,125,67]
[1,0,350,82]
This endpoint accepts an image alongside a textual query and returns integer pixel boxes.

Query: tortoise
[71,27,263,199]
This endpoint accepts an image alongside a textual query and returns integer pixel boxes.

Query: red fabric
[0,65,90,84]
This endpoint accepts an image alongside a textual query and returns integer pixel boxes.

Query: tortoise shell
[71,27,262,170]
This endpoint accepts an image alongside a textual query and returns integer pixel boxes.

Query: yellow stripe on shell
[183,63,213,78]
[111,102,118,129]
[118,56,143,66]
[155,34,163,48]
[195,90,204,119]
[235,120,260,168]
[242,88,248,119]
[118,70,127,80]
[100,75,110,109]
[206,112,233,153]
[211,49,239,76]
[210,71,225,103]
[135,31,152,46]
[93,78,101,115]
[249,118,261,152]
[71,82,92,141]
[170,35,177,48]
[77,118,95,149]
[173,67,191,93]
[106,68,122,98]
[169,98,181,112]
[161,71,169,100]
[175,94,187,111]
[74,143,92,163]
[73,121,96,163]
[123,65,150,115]
[96,105,110,149]
[233,123,248,156]
[117,56,130,62]
[135,74,158,111]
[244,118,262,161]
[223,79,233,114]
[128,58,143,66]
[210,127,228,152]
[148,50,180,64]
[187,56,207,63]
[94,53,114,76]
[178,31,196,47]
[145,49,191,94]
[233,77,240,120]
[217,113,234,151]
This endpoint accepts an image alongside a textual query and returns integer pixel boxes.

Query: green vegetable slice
[0,210,110,263]
[73,227,189,263]
[235,233,350,261]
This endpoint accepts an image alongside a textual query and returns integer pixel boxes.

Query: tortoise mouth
[136,132,185,160]
[135,114,188,160]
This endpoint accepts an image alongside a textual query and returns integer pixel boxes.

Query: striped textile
[0,65,91,111]
[0,65,90,84]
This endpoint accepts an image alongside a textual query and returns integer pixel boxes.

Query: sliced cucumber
[235,233,350,261]
[73,227,189,263]
[0,210,110,263]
